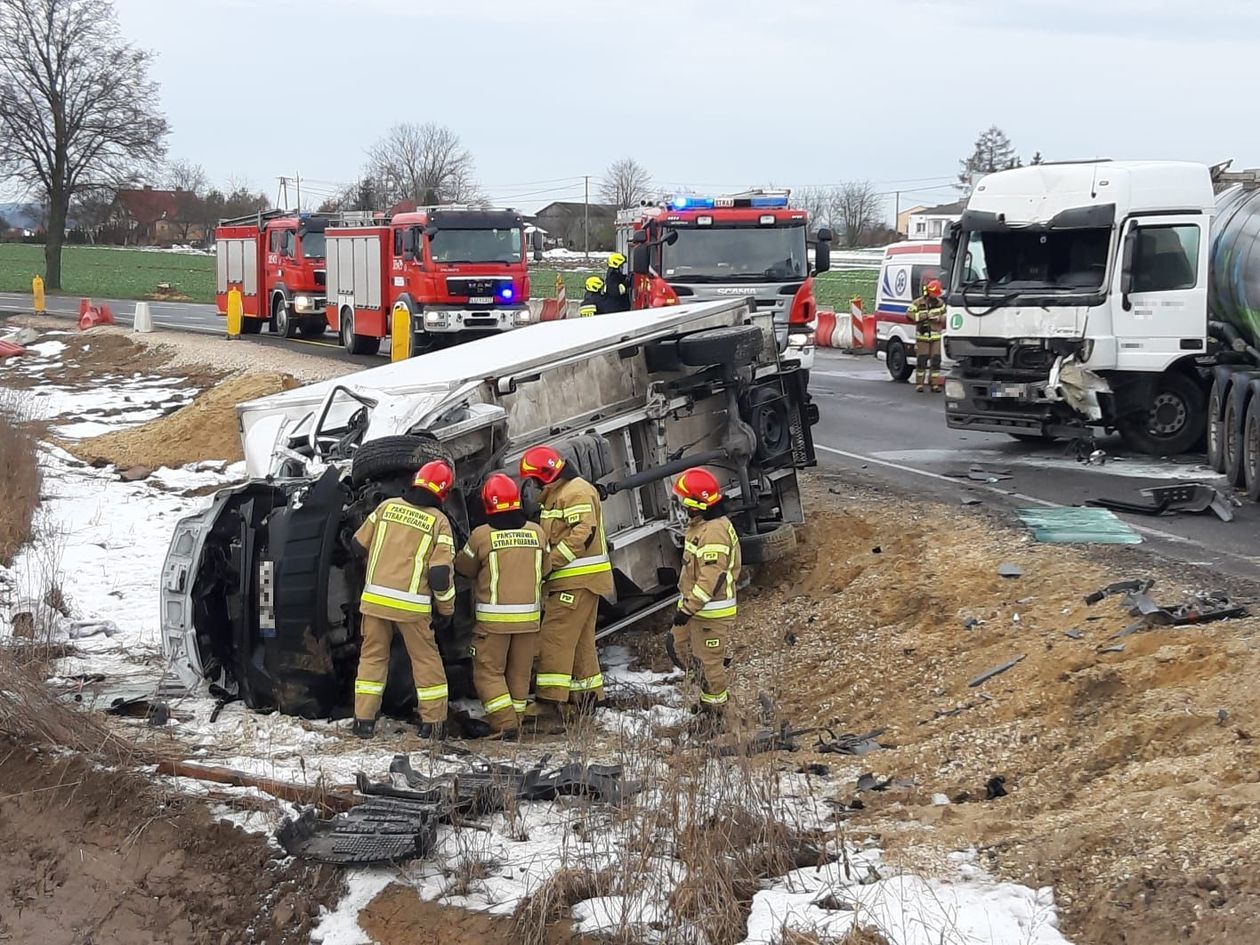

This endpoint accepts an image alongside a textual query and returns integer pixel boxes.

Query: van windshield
[956,228,1111,292]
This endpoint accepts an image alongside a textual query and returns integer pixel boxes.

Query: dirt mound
[730,474,1260,945]
[73,371,300,468]
[0,740,343,945]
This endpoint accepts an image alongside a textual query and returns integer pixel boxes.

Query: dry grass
[0,389,40,566]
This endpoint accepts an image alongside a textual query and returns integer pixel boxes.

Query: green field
[0,243,879,312]
[0,243,216,302]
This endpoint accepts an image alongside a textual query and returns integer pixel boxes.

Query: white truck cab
[942,161,1216,453]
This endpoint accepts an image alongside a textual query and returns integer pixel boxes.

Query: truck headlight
[293,295,313,313]
[788,332,814,348]
[945,379,965,400]
[424,311,447,328]
[514,309,533,326]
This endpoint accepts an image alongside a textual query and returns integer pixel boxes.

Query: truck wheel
[886,338,913,382]
[1117,372,1206,457]
[339,308,381,356]
[1245,396,1260,502]
[745,385,792,461]
[676,325,764,368]
[1206,377,1227,473]
[299,318,326,339]
[739,523,797,565]
[274,295,298,338]
[350,434,455,488]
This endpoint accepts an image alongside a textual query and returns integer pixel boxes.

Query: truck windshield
[956,228,1110,293]
[429,228,523,264]
[661,225,808,282]
[299,232,326,259]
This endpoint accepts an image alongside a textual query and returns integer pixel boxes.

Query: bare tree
[0,0,170,288]
[599,158,653,209]
[364,122,481,207]
[834,181,884,248]
[164,159,208,196]
[792,186,837,234]
[163,159,209,242]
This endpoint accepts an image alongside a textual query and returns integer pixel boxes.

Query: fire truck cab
[325,207,537,356]
[215,211,330,338]
[616,191,832,372]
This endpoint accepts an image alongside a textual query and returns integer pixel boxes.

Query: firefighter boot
[352,718,376,740]
[527,699,568,735]
[417,720,448,741]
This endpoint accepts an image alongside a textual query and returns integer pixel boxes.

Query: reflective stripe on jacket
[907,295,945,339]
[538,476,615,595]
[354,498,456,622]
[678,515,741,620]
[455,521,550,632]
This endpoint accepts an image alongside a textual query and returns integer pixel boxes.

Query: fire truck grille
[447,277,511,297]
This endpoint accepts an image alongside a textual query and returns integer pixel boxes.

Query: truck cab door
[1115,216,1208,371]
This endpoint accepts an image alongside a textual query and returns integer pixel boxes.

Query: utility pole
[295,173,302,211]
[583,175,590,262]
[277,177,288,209]
[894,191,900,235]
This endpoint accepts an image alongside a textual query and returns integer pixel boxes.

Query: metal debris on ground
[963,616,982,630]
[1065,629,1084,640]
[856,773,893,793]
[1128,589,1249,627]
[967,654,1027,688]
[1098,644,1126,654]
[985,775,1008,799]
[1085,579,1154,605]
[715,721,813,757]
[815,728,885,756]
[997,562,1023,578]
[1088,482,1237,522]
[1016,507,1142,544]
[961,496,982,506]
[277,800,438,867]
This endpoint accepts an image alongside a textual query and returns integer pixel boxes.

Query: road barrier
[225,288,243,339]
[849,297,874,353]
[78,298,116,331]
[32,276,44,315]
[391,303,411,362]
[134,301,154,333]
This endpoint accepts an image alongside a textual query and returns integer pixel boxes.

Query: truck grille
[447,276,511,297]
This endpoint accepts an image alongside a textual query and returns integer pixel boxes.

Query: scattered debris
[856,773,893,793]
[1085,579,1153,605]
[387,753,641,807]
[155,759,357,813]
[1016,507,1142,544]
[1217,709,1230,726]
[277,800,437,867]
[963,616,982,630]
[961,496,983,506]
[1088,482,1237,523]
[967,654,1027,688]
[1083,449,1108,466]
[998,562,1023,578]
[1065,629,1084,640]
[816,728,885,756]
[932,793,951,806]
[986,775,1008,799]
[800,763,831,777]
[117,465,154,482]
[1098,644,1126,654]
[1129,590,1249,627]
[715,722,812,757]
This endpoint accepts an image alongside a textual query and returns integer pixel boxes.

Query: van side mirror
[632,245,650,276]
[814,228,832,274]
[1120,227,1137,311]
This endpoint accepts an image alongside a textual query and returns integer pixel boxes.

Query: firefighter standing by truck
[907,279,946,393]
[520,445,613,732]
[603,252,632,312]
[579,276,616,317]
[350,461,458,741]
[455,474,551,739]
[670,468,741,715]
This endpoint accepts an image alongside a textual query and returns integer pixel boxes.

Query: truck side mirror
[814,228,832,274]
[632,230,648,245]
[1120,227,1137,311]
[632,245,650,276]
[531,228,544,262]
[940,223,960,291]
[665,230,679,245]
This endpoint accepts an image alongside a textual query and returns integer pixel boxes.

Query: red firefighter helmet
[482,473,522,515]
[519,445,566,484]
[924,279,943,298]
[413,460,454,502]
[673,467,723,511]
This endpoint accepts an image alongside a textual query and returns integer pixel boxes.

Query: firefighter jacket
[455,521,551,632]
[678,514,742,620]
[538,476,615,596]
[578,289,618,318]
[906,294,946,340]
[604,268,632,311]
[353,498,456,622]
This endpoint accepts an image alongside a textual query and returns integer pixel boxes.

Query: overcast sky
[110,0,1260,214]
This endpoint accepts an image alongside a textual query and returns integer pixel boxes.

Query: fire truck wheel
[676,325,763,368]
[739,523,797,565]
[339,309,381,356]
[350,434,456,488]
[274,295,298,338]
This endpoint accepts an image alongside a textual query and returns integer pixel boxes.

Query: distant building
[896,205,925,237]
[531,201,616,252]
[109,185,207,246]
[905,200,965,240]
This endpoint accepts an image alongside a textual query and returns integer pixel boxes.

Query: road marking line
[813,443,1235,552]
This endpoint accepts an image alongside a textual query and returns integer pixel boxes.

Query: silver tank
[1210,185,1260,349]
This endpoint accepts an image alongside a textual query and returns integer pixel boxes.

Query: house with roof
[108,185,207,245]
[530,200,616,251]
[905,200,965,241]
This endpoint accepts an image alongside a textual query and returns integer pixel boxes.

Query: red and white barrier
[848,297,874,352]
[78,298,116,331]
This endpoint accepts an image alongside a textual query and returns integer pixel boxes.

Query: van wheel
[1245,396,1260,502]
[739,523,797,565]
[1206,377,1226,473]
[1117,372,1206,457]
[339,309,380,356]
[274,295,297,338]
[350,434,455,488]
[677,325,764,368]
[886,338,912,381]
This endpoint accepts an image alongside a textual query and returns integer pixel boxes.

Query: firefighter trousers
[471,628,538,732]
[354,614,449,723]
[671,618,731,710]
[915,335,942,389]
[536,588,604,703]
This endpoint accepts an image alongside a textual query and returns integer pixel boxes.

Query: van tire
[886,338,912,381]
[1207,377,1226,473]
[350,434,455,488]
[739,523,797,565]
[677,325,764,368]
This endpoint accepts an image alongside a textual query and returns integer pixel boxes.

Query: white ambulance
[874,241,943,381]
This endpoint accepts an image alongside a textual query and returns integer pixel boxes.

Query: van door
[1115,217,1208,371]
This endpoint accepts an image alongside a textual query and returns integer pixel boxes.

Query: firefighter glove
[672,610,691,627]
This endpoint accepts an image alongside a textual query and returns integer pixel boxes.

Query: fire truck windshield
[299,232,326,259]
[661,225,807,282]
[429,228,523,264]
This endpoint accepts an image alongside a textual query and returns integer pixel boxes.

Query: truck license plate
[991,383,1028,399]
[468,296,493,305]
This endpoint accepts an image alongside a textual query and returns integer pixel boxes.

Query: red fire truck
[324,207,538,355]
[214,211,333,338]
[617,191,832,372]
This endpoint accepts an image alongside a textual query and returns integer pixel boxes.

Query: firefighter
[907,278,946,393]
[519,445,613,732]
[350,460,458,741]
[603,252,632,312]
[579,275,608,318]
[455,473,550,739]
[670,468,741,715]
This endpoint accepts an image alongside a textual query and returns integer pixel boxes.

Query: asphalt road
[808,348,1260,579]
